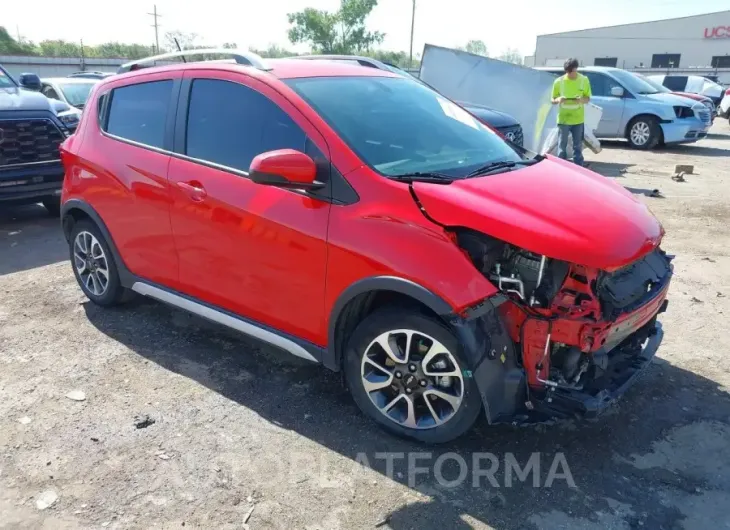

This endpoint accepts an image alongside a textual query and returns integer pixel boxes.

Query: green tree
[249,44,298,59]
[37,40,82,58]
[498,48,523,65]
[287,0,384,54]
[464,39,487,57]
[0,26,38,55]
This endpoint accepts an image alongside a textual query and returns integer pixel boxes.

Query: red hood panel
[413,156,663,270]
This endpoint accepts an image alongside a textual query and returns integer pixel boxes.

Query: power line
[409,0,416,67]
[148,5,162,53]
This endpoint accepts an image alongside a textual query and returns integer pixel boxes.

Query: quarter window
[185,79,306,173]
[105,80,173,149]
[42,85,60,100]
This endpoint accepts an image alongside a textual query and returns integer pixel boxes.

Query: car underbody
[453,229,672,423]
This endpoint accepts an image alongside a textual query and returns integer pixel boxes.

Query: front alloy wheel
[361,329,464,429]
[627,116,660,150]
[345,309,482,443]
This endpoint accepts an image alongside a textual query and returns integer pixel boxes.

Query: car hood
[674,91,709,102]
[412,156,663,271]
[458,101,519,128]
[640,92,695,107]
[0,87,54,111]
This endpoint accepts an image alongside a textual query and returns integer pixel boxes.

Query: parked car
[719,88,730,121]
[61,50,672,443]
[634,73,714,121]
[68,71,115,80]
[648,74,725,108]
[293,55,525,146]
[0,65,79,215]
[538,66,711,149]
[41,77,99,110]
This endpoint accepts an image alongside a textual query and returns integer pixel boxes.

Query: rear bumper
[0,162,64,204]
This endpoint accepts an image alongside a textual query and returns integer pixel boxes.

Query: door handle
[177,180,207,201]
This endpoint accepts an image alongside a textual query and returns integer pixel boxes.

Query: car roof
[112,58,399,83]
[42,77,100,84]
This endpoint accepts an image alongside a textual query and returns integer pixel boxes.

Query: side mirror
[249,149,323,189]
[18,73,42,91]
[610,86,625,98]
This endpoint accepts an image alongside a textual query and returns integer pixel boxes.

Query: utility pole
[148,5,161,53]
[408,0,416,68]
[80,39,86,71]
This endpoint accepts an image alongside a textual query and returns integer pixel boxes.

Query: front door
[582,72,626,138]
[167,71,331,346]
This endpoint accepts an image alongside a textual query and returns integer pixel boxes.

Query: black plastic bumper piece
[530,321,663,421]
[0,162,64,204]
[450,295,527,424]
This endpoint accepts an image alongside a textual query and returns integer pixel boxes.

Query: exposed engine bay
[453,228,673,410]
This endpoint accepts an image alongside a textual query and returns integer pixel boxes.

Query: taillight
[726,87,730,96]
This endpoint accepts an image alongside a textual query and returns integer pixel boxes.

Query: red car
[59,50,672,443]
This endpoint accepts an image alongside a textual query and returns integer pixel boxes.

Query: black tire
[69,219,129,306]
[343,308,482,444]
[42,197,61,217]
[626,116,661,150]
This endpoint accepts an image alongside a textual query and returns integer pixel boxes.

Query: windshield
[635,73,670,93]
[0,67,17,88]
[286,76,525,179]
[58,81,96,107]
[610,69,661,95]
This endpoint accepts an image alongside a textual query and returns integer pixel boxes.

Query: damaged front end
[452,228,672,423]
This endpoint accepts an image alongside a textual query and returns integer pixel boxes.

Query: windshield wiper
[389,172,453,185]
[466,157,542,178]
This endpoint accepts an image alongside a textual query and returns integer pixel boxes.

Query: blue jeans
[557,123,584,166]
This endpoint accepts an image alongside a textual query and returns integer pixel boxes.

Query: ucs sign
[704,26,730,38]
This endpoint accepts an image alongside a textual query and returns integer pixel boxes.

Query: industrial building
[532,10,730,74]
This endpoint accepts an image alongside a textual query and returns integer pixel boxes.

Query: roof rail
[117,49,270,74]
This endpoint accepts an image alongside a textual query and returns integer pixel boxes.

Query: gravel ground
[2,120,730,530]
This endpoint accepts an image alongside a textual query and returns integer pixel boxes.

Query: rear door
[167,70,331,345]
[78,72,181,288]
[582,72,625,137]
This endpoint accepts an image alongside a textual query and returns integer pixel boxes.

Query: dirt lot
[2,121,730,530]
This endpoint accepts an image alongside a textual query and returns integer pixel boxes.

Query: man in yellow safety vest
[551,58,592,166]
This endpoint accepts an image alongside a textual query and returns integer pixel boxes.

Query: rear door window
[105,80,173,149]
[184,79,306,172]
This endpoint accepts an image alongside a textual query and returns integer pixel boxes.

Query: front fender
[449,295,526,423]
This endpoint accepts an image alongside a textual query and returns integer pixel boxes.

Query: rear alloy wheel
[69,220,128,306]
[344,309,482,443]
[627,116,660,150]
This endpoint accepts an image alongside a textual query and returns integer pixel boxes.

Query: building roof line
[537,9,730,37]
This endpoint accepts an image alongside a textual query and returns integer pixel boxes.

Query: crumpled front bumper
[530,319,664,420]
[660,118,710,144]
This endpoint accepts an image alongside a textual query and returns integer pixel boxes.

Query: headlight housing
[673,106,694,119]
[57,110,81,133]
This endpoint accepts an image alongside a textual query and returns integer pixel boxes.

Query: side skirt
[131,281,323,364]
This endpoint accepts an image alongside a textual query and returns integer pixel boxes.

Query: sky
[4,0,729,58]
